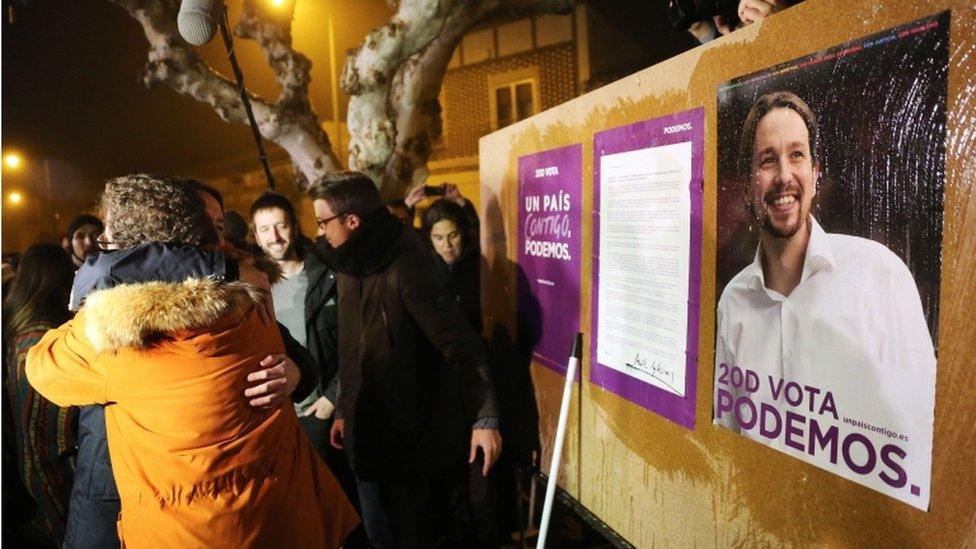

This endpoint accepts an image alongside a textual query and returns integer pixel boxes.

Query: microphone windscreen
[177,0,222,46]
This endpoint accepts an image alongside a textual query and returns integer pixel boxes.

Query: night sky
[2,0,261,190]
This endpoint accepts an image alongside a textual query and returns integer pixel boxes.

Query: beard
[262,241,294,261]
[762,214,804,239]
[754,184,812,240]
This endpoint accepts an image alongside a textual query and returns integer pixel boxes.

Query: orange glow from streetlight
[8,191,23,205]
[4,153,22,170]
[270,0,285,7]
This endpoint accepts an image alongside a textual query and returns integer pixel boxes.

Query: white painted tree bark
[344,0,576,197]
[114,0,576,194]
[111,0,341,186]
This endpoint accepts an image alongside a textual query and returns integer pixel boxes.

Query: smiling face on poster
[713,12,947,511]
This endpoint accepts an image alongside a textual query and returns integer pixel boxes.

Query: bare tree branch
[111,0,341,186]
[235,0,342,183]
[383,1,500,194]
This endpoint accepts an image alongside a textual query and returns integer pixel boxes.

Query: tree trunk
[344,0,576,198]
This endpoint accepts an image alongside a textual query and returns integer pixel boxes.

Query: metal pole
[537,332,582,548]
[218,5,277,189]
[327,11,343,155]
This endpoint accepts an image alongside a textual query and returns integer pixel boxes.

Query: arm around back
[26,313,108,408]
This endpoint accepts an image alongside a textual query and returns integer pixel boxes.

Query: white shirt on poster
[713,216,936,503]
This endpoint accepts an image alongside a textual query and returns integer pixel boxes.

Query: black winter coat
[326,209,498,481]
[432,244,482,335]
[302,248,341,402]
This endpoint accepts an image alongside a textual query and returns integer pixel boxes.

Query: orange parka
[26,279,359,548]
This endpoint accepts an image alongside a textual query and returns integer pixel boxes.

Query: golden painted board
[480,0,976,545]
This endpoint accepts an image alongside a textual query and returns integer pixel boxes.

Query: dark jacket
[431,244,482,335]
[302,248,341,403]
[326,209,498,481]
[64,243,316,549]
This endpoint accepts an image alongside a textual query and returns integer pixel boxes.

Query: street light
[8,191,23,205]
[4,152,22,170]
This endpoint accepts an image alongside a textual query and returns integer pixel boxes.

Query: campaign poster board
[517,144,583,374]
[713,12,947,510]
[591,108,704,429]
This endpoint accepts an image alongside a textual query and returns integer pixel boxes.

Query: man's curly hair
[99,174,218,248]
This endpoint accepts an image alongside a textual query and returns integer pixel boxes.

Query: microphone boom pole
[217,5,277,190]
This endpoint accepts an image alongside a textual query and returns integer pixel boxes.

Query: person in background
[249,192,341,454]
[63,215,103,269]
[406,182,476,220]
[736,0,793,25]
[423,198,505,546]
[3,244,78,546]
[223,209,256,253]
[683,0,802,43]
[2,255,18,300]
[423,198,482,333]
[249,191,364,536]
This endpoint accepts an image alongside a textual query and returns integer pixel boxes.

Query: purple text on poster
[517,143,583,375]
[590,108,704,429]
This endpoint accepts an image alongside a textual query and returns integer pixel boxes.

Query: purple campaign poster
[590,108,704,429]
[517,144,582,375]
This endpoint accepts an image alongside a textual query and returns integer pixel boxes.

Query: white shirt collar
[743,216,836,294]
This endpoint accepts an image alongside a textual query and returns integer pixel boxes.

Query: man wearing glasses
[310,171,501,548]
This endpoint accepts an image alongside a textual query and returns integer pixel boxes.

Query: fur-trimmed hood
[82,278,265,353]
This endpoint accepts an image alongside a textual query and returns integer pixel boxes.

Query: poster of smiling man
[713,12,947,511]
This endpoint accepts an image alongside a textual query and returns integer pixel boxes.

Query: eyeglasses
[316,213,346,231]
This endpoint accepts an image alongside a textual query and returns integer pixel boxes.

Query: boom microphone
[178,0,223,46]
[175,0,278,189]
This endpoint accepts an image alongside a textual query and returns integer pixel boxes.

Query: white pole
[537,332,582,548]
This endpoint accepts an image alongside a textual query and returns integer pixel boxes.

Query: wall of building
[436,44,578,161]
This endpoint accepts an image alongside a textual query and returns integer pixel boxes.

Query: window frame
[488,66,541,131]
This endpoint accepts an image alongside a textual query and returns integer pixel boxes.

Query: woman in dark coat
[423,198,507,546]
[422,198,482,333]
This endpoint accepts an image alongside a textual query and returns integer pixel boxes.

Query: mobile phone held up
[423,184,446,197]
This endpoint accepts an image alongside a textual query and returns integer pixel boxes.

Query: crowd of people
[3,172,531,548]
